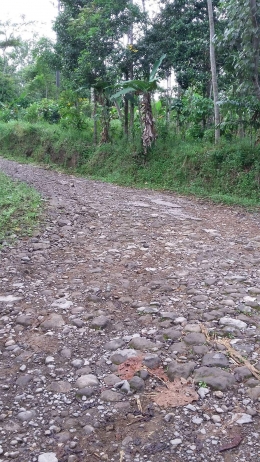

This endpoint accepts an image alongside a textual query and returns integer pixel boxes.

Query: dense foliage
[0,1,259,204]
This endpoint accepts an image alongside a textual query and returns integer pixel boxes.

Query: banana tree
[111,54,166,154]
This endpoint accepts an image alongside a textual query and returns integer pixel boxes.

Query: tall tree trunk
[249,0,260,101]
[93,89,98,145]
[128,0,134,137]
[207,0,220,143]
[141,92,156,154]
[124,71,129,136]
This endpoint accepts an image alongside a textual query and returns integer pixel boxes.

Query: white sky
[1,1,161,41]
[1,0,58,39]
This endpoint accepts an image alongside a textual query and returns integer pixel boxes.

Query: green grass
[0,172,42,244]
[0,121,259,209]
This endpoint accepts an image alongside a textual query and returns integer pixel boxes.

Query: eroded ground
[0,157,260,462]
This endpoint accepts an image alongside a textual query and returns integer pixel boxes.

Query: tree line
[1,0,260,153]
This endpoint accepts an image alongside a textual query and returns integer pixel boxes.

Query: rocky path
[0,157,260,462]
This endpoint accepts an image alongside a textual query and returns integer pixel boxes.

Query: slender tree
[207,0,220,142]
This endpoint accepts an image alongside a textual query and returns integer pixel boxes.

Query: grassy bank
[0,171,42,244]
[0,121,259,207]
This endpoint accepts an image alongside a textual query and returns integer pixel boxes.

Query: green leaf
[111,87,135,100]
[149,54,166,82]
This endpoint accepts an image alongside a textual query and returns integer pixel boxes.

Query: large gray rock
[47,381,72,393]
[129,376,145,392]
[143,354,160,369]
[162,328,182,341]
[219,317,247,330]
[17,410,36,421]
[183,333,206,345]
[38,454,58,462]
[101,390,123,402]
[167,360,196,380]
[202,352,229,368]
[16,315,33,327]
[75,374,99,389]
[194,367,236,391]
[234,366,253,382]
[91,315,110,329]
[104,339,125,351]
[247,386,260,400]
[129,337,159,351]
[41,314,65,330]
[110,349,138,365]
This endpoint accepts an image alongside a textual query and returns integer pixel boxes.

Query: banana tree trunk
[140,92,156,154]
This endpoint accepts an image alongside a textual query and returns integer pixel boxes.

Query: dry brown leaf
[117,356,143,380]
[200,324,260,381]
[136,396,143,413]
[153,377,199,408]
[147,366,169,383]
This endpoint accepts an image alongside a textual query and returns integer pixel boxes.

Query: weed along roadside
[0,171,42,245]
[0,121,259,208]
[0,157,260,461]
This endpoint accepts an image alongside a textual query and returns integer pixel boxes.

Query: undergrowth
[0,121,259,208]
[0,171,42,244]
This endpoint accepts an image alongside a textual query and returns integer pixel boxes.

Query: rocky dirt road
[0,157,260,462]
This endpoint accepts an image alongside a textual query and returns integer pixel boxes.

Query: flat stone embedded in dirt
[194,367,236,391]
[17,410,36,421]
[103,374,120,386]
[110,349,139,365]
[0,295,23,302]
[76,387,96,398]
[169,342,187,354]
[51,298,73,309]
[183,333,206,345]
[167,360,196,380]
[129,337,160,351]
[16,315,33,327]
[202,352,229,368]
[91,315,110,329]
[219,317,247,330]
[233,413,253,425]
[16,374,33,387]
[101,390,124,402]
[143,354,160,369]
[47,381,72,393]
[75,374,99,389]
[129,376,145,391]
[233,366,253,382]
[104,339,125,351]
[41,313,65,330]
[38,453,58,462]
[184,324,201,333]
[162,328,182,341]
[247,386,260,400]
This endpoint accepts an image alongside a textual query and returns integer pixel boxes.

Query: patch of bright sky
[1,1,162,41]
[1,0,58,40]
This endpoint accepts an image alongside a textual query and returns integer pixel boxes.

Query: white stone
[174,317,187,324]
[170,438,183,446]
[0,295,23,302]
[75,374,99,389]
[219,317,247,330]
[233,413,253,425]
[198,387,210,399]
[38,453,58,462]
[192,416,203,425]
[51,298,73,309]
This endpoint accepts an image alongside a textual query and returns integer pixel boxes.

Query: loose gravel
[0,157,260,462]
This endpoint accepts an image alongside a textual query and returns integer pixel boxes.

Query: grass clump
[0,121,259,208]
[0,172,42,244]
